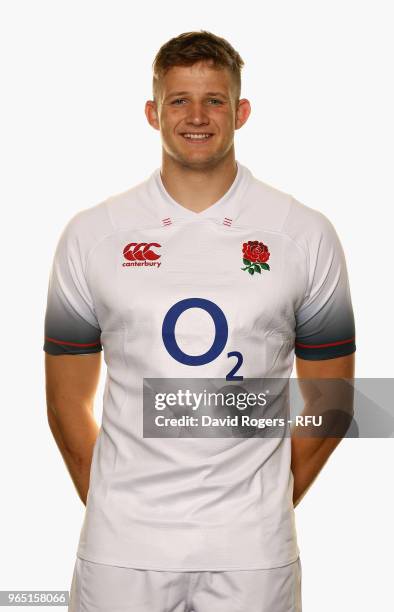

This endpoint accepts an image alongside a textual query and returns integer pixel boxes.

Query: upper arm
[45,353,102,414]
[295,352,355,414]
[294,210,356,363]
[293,209,356,422]
[43,214,103,357]
[294,353,355,444]
[45,353,101,468]
[43,214,103,411]
[295,352,355,380]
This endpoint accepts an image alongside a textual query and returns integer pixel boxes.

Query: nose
[185,102,209,126]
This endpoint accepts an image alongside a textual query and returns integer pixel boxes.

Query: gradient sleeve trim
[43,215,103,356]
[294,210,356,361]
[44,336,102,355]
[295,336,356,360]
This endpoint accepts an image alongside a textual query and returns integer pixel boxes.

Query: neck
[160,150,238,213]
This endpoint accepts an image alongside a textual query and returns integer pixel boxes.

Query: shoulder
[238,169,294,230]
[240,168,333,237]
[283,197,343,262]
[242,169,337,246]
[59,174,157,254]
[283,196,336,239]
[240,169,343,266]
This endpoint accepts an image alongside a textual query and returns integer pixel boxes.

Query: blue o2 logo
[162,298,227,366]
[162,298,243,380]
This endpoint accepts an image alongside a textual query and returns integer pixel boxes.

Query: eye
[171,98,186,105]
[208,99,223,105]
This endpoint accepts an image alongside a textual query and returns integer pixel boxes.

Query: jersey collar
[150,162,252,229]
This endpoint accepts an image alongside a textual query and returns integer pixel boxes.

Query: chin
[172,149,227,170]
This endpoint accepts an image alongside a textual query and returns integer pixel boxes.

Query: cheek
[160,114,184,138]
[211,110,235,133]
[158,109,171,128]
[159,114,171,131]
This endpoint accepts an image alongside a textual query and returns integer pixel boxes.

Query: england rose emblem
[241,240,270,275]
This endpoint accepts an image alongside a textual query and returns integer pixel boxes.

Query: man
[44,30,356,612]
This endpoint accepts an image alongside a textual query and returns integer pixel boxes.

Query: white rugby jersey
[43,163,356,570]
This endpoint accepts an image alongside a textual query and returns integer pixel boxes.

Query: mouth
[179,132,214,143]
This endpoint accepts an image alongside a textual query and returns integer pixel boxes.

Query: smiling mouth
[180,132,214,141]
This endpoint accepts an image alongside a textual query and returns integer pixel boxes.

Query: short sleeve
[295,211,356,360]
[43,216,103,356]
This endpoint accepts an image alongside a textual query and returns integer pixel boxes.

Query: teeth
[183,133,211,139]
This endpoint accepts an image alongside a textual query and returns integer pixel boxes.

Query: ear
[145,100,160,130]
[235,98,251,130]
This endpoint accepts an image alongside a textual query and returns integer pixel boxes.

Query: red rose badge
[241,240,270,275]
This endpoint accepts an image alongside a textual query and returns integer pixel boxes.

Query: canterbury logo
[122,242,162,268]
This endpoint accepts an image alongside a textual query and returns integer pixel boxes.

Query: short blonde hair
[152,30,244,101]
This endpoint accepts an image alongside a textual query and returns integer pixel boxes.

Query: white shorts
[68,556,302,612]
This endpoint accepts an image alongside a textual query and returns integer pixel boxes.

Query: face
[145,61,251,170]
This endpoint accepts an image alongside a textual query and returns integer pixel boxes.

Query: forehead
[160,61,233,96]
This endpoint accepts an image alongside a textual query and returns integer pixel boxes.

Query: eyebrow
[164,91,228,100]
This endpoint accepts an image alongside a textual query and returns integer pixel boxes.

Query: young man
[44,31,356,612]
